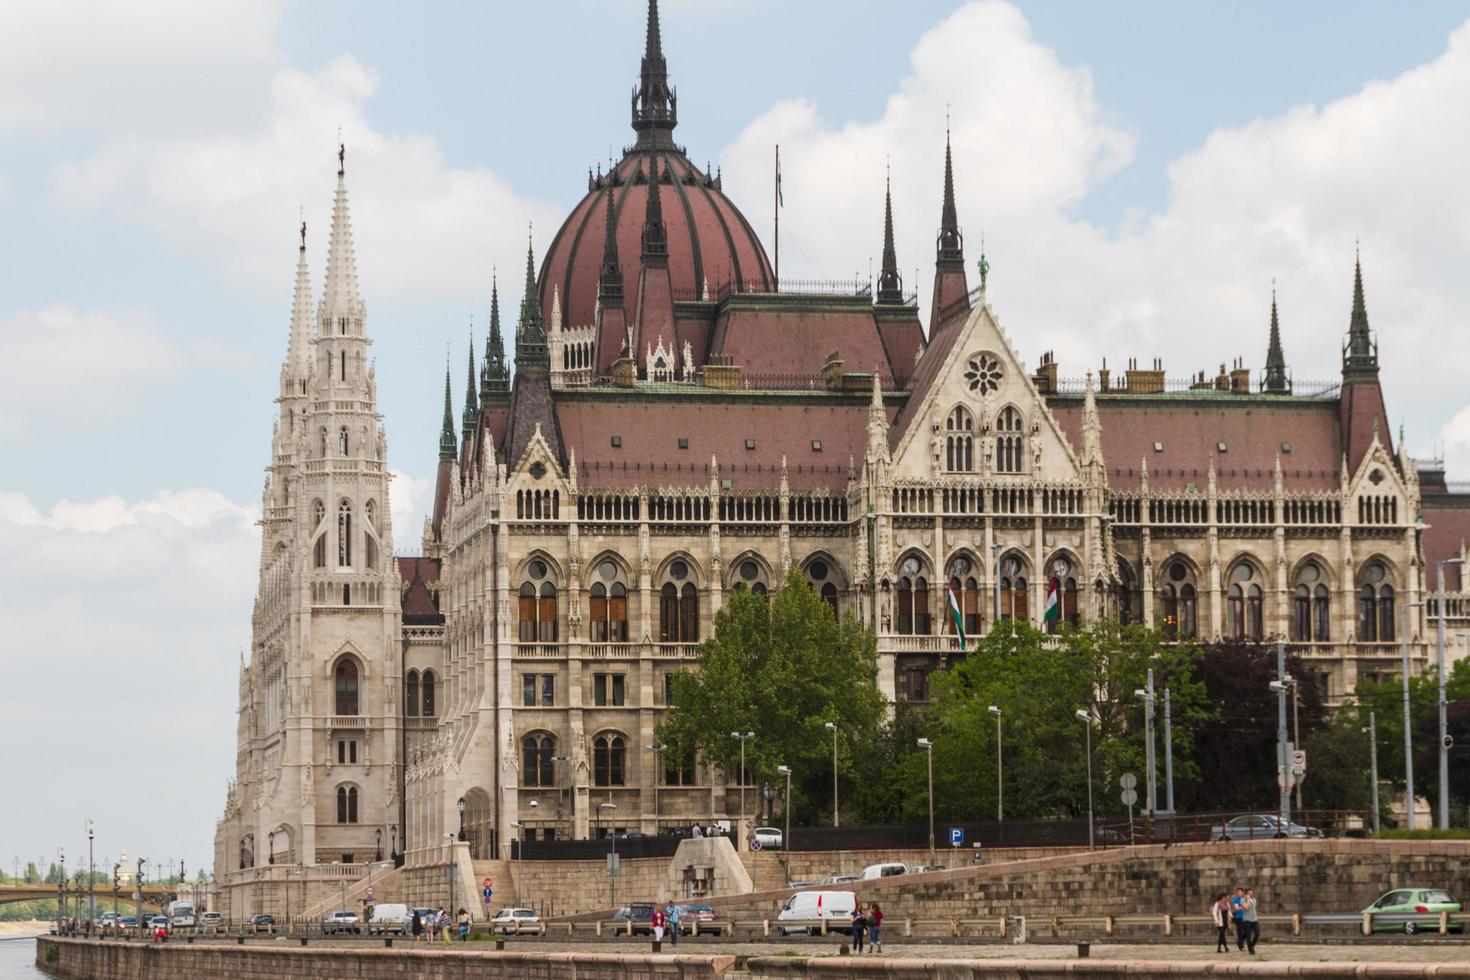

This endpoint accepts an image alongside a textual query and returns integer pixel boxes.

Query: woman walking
[410,908,423,944]
[868,903,883,954]
[1210,893,1231,952]
[850,902,867,954]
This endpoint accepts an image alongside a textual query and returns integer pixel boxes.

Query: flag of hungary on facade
[1044,578,1061,625]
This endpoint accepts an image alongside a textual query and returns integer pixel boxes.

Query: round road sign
[1121,788,1139,807]
[1120,773,1138,791]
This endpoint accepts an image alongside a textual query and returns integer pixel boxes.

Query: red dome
[538,148,774,331]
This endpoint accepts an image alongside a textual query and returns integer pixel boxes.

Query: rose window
[965,353,1003,394]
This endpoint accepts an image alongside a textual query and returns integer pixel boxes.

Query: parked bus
[165,901,196,928]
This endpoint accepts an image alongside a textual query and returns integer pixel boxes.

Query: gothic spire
[516,231,548,365]
[642,160,668,263]
[481,273,509,397]
[462,323,478,441]
[631,0,677,145]
[876,169,904,304]
[439,354,457,461]
[1344,243,1378,378]
[286,220,313,380]
[599,187,624,304]
[320,143,363,324]
[936,127,963,265]
[1264,284,1290,393]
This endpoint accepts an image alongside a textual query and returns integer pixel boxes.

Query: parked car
[752,827,784,849]
[200,912,223,930]
[488,907,542,935]
[789,881,814,888]
[910,864,947,874]
[858,862,908,881]
[322,910,361,934]
[777,890,857,935]
[1363,888,1463,934]
[119,916,139,929]
[611,903,657,936]
[1209,814,1321,841]
[367,903,409,935]
[249,913,275,934]
[678,903,719,936]
[819,874,857,885]
[148,916,170,933]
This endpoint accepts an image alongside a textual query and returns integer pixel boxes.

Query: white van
[367,903,409,935]
[776,890,856,935]
[858,862,907,881]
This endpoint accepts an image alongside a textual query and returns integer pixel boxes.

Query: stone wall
[698,839,1470,922]
[742,957,1470,980]
[35,938,736,980]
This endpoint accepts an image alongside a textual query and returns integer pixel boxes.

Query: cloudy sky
[4,0,1470,876]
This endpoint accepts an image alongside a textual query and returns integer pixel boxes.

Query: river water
[0,937,44,979]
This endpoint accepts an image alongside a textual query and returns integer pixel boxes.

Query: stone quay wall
[698,839,1470,923]
[35,938,735,980]
[742,958,1470,980]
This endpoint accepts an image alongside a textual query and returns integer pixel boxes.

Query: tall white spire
[286,221,314,381]
[319,144,364,327]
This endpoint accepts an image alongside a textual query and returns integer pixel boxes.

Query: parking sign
[948,827,964,846]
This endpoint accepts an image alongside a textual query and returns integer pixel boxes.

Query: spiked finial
[599,187,624,304]
[516,229,548,364]
[439,351,457,461]
[631,0,678,145]
[320,146,363,325]
[937,126,963,264]
[285,221,313,380]
[1264,282,1289,393]
[462,321,478,440]
[876,166,904,304]
[642,161,667,261]
[1344,242,1378,378]
[481,271,509,398]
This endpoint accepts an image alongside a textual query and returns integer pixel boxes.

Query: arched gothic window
[1358,562,1396,641]
[336,785,358,824]
[518,559,558,642]
[1158,561,1198,640]
[806,559,841,621]
[593,734,626,787]
[1113,558,1137,625]
[337,500,352,567]
[334,659,359,716]
[945,406,975,472]
[521,733,555,787]
[421,669,436,717]
[405,670,420,717]
[1226,564,1265,641]
[998,554,1028,621]
[895,557,931,634]
[945,556,980,636]
[658,560,699,642]
[1292,562,1331,642]
[588,561,629,642]
[995,406,1025,473]
[339,427,349,456]
[734,558,768,596]
[1044,557,1079,631]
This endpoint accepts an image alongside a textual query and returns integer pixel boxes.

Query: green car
[1363,888,1462,934]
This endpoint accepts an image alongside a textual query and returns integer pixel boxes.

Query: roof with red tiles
[397,556,442,623]
[708,297,904,387]
[1050,394,1343,491]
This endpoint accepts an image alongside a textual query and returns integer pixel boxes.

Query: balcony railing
[326,715,368,730]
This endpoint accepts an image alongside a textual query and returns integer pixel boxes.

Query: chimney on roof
[1098,358,1110,392]
[1230,358,1251,394]
[1033,350,1058,394]
[821,351,845,389]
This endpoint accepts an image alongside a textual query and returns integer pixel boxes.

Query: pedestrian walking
[868,903,883,953]
[665,902,681,946]
[457,908,470,941]
[652,904,666,943]
[1210,893,1230,952]
[1230,887,1246,950]
[439,908,452,944]
[850,902,866,954]
[1242,888,1259,954]
[410,909,423,943]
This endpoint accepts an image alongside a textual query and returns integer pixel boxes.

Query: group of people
[1210,887,1260,954]
[408,907,471,943]
[849,902,883,954]
[649,902,684,945]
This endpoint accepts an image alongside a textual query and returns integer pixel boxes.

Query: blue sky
[5,0,1470,880]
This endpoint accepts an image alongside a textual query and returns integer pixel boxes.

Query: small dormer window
[811,440,823,452]
[677,437,689,449]
[745,438,756,450]
[1153,442,1164,453]
[611,436,622,448]
[1217,442,1228,453]
[1281,442,1293,454]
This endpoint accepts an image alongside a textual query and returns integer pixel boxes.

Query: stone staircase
[296,863,401,924]
[472,858,515,914]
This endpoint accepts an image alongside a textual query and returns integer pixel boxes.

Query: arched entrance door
[462,787,494,860]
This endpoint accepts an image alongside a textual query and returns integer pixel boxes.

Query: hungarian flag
[948,580,966,648]
[776,145,784,207]
[1044,578,1061,626]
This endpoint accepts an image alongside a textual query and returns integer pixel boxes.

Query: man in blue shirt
[1230,887,1246,950]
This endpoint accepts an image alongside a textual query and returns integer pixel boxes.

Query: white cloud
[0,304,190,437]
[0,488,259,867]
[390,468,432,543]
[722,1,1470,476]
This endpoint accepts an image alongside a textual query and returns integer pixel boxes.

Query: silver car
[1209,814,1320,840]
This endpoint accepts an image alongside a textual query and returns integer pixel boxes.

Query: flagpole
[774,144,780,290]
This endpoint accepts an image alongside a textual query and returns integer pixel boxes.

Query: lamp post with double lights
[776,765,792,886]
[599,801,618,907]
[1076,710,1095,849]
[646,744,666,834]
[987,706,1003,823]
[1436,558,1462,829]
[916,739,935,863]
[823,722,840,827]
[1400,600,1427,829]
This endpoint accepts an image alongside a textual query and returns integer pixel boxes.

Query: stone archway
[463,787,494,860]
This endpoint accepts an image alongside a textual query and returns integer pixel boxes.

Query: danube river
[0,936,45,978]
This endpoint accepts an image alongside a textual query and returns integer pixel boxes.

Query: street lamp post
[1436,559,1462,830]
[599,802,617,907]
[1134,670,1157,814]
[456,796,467,842]
[268,832,275,866]
[823,723,840,827]
[1163,689,1175,814]
[987,706,1003,823]
[87,819,95,925]
[731,732,754,848]
[916,739,935,863]
[1366,711,1381,835]
[375,828,382,863]
[444,834,455,911]
[646,744,666,834]
[57,849,64,933]
[1076,710,1095,849]
[1272,640,1291,831]
[992,542,1003,625]
[776,766,793,886]
[1402,601,1426,830]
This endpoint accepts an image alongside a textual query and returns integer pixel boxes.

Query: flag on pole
[947,581,966,648]
[1044,578,1061,626]
[775,146,783,207]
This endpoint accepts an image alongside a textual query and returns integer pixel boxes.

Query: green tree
[1353,657,1470,819]
[657,568,887,823]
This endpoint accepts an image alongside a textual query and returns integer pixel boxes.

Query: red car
[678,904,719,936]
